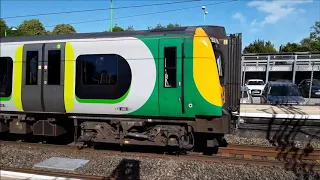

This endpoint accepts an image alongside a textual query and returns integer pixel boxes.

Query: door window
[164,47,177,88]
[47,50,61,85]
[26,51,38,85]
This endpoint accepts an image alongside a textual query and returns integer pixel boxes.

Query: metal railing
[240,52,320,106]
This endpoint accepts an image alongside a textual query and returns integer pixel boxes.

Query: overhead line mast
[110,0,114,32]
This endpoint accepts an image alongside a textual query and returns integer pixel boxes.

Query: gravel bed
[225,134,320,149]
[1,144,319,180]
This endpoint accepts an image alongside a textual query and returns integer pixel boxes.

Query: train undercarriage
[0,112,234,152]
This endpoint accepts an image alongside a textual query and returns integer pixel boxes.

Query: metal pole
[292,55,297,84]
[265,55,270,83]
[110,0,113,32]
[307,61,314,104]
[4,29,7,37]
[241,59,247,100]
[240,56,244,86]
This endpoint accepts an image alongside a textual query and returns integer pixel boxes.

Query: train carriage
[0,25,242,151]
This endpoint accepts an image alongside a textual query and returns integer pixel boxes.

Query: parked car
[240,86,253,104]
[297,79,320,98]
[260,81,305,105]
[245,79,265,96]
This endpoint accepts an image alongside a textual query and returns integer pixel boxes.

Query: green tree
[243,39,277,53]
[280,38,319,52]
[166,23,181,28]
[125,25,134,31]
[6,27,24,37]
[280,21,320,52]
[309,21,320,52]
[148,23,181,30]
[147,23,164,30]
[310,21,320,41]
[112,24,124,32]
[154,23,165,29]
[279,43,305,52]
[0,18,23,37]
[0,18,8,37]
[299,38,314,51]
[52,24,76,34]
[105,24,125,32]
[17,19,47,36]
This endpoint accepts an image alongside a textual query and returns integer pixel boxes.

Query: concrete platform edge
[0,170,82,180]
[240,112,320,120]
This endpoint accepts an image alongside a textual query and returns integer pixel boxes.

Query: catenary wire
[2,0,199,19]
[43,0,237,28]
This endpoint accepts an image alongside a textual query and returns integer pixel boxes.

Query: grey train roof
[0,25,227,43]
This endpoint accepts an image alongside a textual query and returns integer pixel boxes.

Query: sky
[1,0,319,50]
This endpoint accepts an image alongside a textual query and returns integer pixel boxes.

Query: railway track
[1,140,320,178]
[221,144,320,161]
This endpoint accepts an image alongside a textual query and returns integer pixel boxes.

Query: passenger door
[21,43,66,113]
[22,44,44,112]
[158,39,183,115]
[42,43,66,113]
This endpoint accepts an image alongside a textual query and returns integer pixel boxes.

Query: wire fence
[240,53,320,106]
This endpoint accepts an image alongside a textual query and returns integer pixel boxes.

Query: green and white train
[0,25,242,150]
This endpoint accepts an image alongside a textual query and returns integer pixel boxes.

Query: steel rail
[2,140,320,159]
[225,144,320,154]
[1,140,320,172]
[222,144,320,159]
[182,154,320,171]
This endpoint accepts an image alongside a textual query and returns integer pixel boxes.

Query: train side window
[47,50,61,85]
[164,47,177,88]
[26,51,38,85]
[80,54,118,85]
[0,58,8,85]
[75,53,132,100]
[0,57,13,97]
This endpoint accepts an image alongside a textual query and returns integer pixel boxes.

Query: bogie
[78,120,193,148]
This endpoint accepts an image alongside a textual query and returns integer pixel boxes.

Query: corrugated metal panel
[224,33,242,113]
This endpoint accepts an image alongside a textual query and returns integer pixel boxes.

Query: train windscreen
[210,37,224,78]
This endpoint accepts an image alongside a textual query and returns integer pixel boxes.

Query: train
[0,25,242,151]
